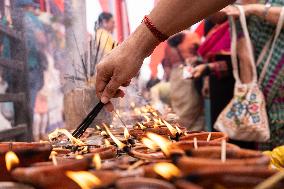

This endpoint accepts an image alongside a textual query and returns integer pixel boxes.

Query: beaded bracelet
[142,15,169,42]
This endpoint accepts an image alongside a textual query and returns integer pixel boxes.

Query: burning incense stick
[221,139,226,162]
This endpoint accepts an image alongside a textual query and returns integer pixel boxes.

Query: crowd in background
[144,0,284,150]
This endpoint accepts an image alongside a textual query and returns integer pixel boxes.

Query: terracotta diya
[116,177,176,189]
[182,166,284,189]
[180,132,228,142]
[130,146,168,161]
[11,158,92,189]
[175,146,270,174]
[0,142,52,181]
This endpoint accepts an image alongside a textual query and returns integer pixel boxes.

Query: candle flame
[66,171,101,189]
[103,124,126,149]
[104,139,111,147]
[48,128,85,146]
[146,132,171,156]
[141,137,159,151]
[49,151,58,166]
[138,123,147,130]
[75,155,84,160]
[163,120,177,136]
[153,162,181,180]
[175,126,183,135]
[143,115,151,122]
[152,112,158,117]
[96,125,101,130]
[124,127,130,140]
[92,154,101,170]
[5,151,19,171]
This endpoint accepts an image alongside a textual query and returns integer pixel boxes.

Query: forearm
[129,0,235,60]
[246,4,282,25]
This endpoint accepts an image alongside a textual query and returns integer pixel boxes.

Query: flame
[153,162,181,180]
[75,155,84,160]
[100,131,108,137]
[5,151,19,171]
[66,171,101,189]
[124,127,130,140]
[141,137,159,151]
[104,139,111,147]
[175,126,183,135]
[96,125,101,130]
[163,120,177,136]
[146,132,171,156]
[49,151,58,166]
[48,128,85,146]
[103,124,126,149]
[152,112,158,117]
[92,154,101,170]
[143,115,151,122]
[138,123,147,130]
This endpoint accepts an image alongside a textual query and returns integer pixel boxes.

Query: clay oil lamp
[116,177,176,189]
[173,141,270,175]
[11,157,92,189]
[180,132,228,142]
[0,142,52,181]
[67,170,120,189]
[181,166,284,189]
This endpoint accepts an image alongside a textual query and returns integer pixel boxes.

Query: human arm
[192,61,230,79]
[96,0,235,111]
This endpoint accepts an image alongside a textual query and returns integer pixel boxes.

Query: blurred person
[222,0,284,149]
[163,31,204,130]
[16,0,46,114]
[95,12,116,55]
[95,0,235,112]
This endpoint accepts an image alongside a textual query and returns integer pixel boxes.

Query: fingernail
[101,96,109,104]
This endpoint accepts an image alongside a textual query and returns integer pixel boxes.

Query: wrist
[126,24,160,59]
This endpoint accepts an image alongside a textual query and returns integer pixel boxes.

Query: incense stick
[221,139,226,162]
[114,110,127,127]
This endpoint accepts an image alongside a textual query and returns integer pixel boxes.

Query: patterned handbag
[214,5,284,142]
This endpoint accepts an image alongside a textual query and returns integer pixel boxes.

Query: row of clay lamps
[1,128,282,189]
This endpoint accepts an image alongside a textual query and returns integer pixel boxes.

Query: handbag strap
[257,7,284,85]
[231,5,257,85]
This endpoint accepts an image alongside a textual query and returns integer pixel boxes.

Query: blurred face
[102,18,115,33]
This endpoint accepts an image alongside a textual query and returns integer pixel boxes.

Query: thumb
[101,77,122,104]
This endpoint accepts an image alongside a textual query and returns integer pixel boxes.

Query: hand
[221,5,240,17]
[96,43,142,111]
[96,24,159,112]
[191,64,207,78]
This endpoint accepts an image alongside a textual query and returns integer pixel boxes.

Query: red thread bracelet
[142,15,169,42]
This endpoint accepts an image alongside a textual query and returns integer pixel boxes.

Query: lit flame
[5,151,19,171]
[49,151,58,166]
[124,127,130,140]
[96,125,101,130]
[92,154,101,170]
[175,126,183,135]
[75,155,84,160]
[152,112,158,117]
[141,137,159,151]
[103,124,126,149]
[146,132,171,156]
[134,108,141,115]
[48,128,85,146]
[66,171,101,189]
[163,120,177,136]
[104,139,111,147]
[100,131,108,137]
[143,115,151,122]
[153,162,181,180]
[138,123,147,130]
